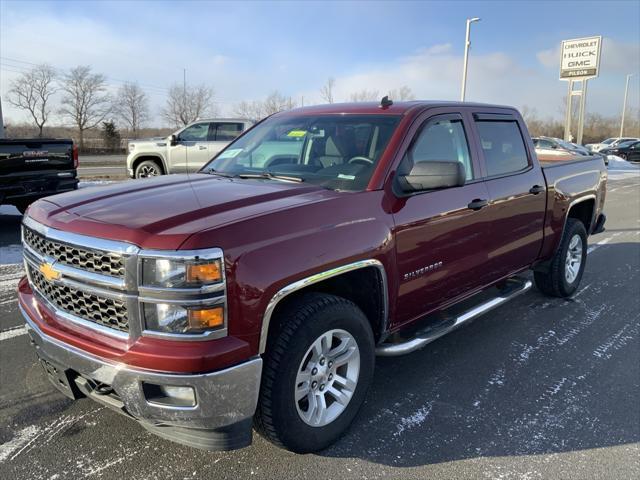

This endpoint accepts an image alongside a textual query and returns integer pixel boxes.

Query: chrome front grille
[28,264,129,332]
[23,226,125,278]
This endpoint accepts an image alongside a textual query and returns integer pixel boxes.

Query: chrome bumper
[21,304,262,450]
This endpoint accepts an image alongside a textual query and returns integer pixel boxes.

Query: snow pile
[606,155,639,171]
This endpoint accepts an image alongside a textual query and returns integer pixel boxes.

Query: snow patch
[0,425,41,462]
[394,403,433,437]
[593,323,639,360]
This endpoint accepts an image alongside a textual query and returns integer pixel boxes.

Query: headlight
[143,303,224,334]
[141,258,222,288]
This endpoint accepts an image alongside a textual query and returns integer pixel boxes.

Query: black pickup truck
[0,138,79,214]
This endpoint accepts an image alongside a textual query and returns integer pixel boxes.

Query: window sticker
[287,130,307,138]
[338,174,356,180]
[218,148,243,159]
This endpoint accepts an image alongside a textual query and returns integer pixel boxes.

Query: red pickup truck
[18,100,607,453]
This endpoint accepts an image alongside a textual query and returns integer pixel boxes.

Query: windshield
[602,138,616,145]
[203,114,401,191]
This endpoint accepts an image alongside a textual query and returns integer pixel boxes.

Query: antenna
[380,96,393,108]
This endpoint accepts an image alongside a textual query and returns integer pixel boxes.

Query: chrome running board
[376,277,532,357]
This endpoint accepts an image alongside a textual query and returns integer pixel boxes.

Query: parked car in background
[568,142,592,156]
[586,137,640,152]
[0,138,78,214]
[533,136,588,161]
[600,140,640,162]
[126,118,253,178]
[19,100,607,453]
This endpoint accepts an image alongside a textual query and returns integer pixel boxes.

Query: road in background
[77,155,127,179]
[0,170,638,480]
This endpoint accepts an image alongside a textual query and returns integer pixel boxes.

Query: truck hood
[28,174,337,250]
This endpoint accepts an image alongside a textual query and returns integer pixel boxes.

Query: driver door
[392,112,491,326]
[169,122,213,173]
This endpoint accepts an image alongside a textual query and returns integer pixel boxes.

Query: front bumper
[20,304,262,451]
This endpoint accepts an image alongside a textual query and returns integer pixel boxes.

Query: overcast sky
[1,0,639,126]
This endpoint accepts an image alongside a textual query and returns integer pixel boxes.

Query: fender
[258,259,389,354]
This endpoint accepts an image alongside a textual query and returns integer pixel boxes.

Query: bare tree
[162,84,215,128]
[320,77,336,104]
[7,64,57,137]
[349,89,380,102]
[59,65,111,150]
[234,100,264,122]
[234,91,297,121]
[388,85,416,101]
[113,82,149,137]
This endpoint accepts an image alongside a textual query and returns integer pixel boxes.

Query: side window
[179,123,210,142]
[215,123,244,141]
[537,139,553,149]
[404,117,474,180]
[475,120,529,177]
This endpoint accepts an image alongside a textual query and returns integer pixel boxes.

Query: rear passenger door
[209,122,245,159]
[470,112,546,281]
[392,112,492,325]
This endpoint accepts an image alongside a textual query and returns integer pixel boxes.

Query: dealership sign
[559,36,602,79]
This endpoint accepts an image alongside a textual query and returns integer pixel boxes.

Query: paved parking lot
[0,169,638,480]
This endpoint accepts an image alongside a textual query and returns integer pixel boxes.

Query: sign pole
[564,80,574,142]
[577,79,588,145]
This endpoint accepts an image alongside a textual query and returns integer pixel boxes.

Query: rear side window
[406,117,474,180]
[214,123,244,141]
[475,120,529,177]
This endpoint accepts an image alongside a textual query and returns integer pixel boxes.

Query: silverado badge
[39,263,61,282]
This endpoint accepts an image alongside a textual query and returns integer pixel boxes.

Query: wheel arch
[131,155,167,175]
[567,195,596,233]
[259,260,389,354]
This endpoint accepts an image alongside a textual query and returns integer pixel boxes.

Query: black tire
[254,293,375,453]
[534,218,587,297]
[135,160,163,178]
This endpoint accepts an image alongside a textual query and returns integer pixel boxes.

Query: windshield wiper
[206,169,235,178]
[235,172,304,183]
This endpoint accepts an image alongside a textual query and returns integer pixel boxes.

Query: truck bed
[538,155,607,260]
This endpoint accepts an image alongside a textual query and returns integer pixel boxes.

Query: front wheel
[534,218,587,297]
[254,293,375,453]
[135,160,162,178]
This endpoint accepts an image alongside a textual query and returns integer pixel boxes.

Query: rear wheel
[534,218,587,297]
[254,293,375,453]
[135,160,162,178]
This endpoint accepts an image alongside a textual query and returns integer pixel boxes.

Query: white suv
[127,118,253,178]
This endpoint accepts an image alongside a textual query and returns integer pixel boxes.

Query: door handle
[529,185,545,195]
[198,145,207,150]
[467,198,489,210]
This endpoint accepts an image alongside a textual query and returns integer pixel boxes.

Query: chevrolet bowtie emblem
[39,262,61,282]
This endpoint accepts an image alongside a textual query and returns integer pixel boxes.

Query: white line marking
[0,425,41,462]
[0,325,27,341]
[587,232,624,254]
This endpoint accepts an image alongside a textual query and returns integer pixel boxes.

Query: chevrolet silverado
[18,100,606,453]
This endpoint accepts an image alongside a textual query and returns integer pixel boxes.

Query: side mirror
[169,134,178,146]
[397,161,466,193]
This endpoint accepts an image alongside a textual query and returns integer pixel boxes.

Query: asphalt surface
[0,169,639,480]
[77,155,127,178]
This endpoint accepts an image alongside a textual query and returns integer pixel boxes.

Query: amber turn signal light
[188,307,224,330]
[186,261,222,284]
